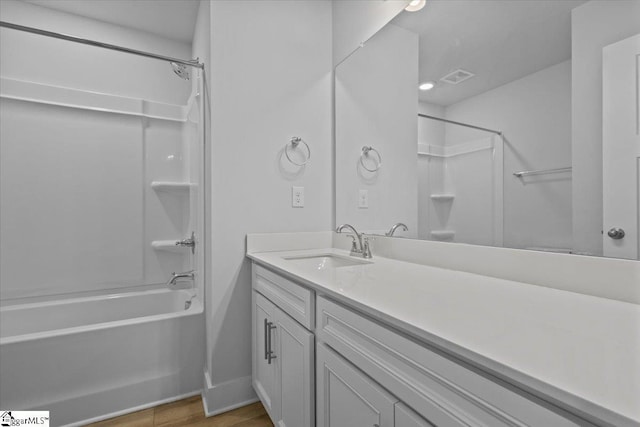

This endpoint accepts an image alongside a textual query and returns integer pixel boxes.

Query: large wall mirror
[335,0,640,260]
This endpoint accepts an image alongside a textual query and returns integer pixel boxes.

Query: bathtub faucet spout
[166,270,195,288]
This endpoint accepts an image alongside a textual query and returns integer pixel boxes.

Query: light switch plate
[292,186,304,207]
[358,189,368,208]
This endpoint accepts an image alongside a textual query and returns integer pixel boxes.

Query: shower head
[170,62,190,81]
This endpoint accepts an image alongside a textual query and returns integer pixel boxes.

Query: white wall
[0,0,192,105]
[335,23,418,236]
[205,0,333,414]
[445,60,572,251]
[571,0,640,256]
[332,0,409,66]
[418,102,446,147]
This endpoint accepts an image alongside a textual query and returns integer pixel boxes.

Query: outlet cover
[358,189,368,208]
[292,186,304,207]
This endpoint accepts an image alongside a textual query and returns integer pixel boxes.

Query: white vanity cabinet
[251,261,598,427]
[252,265,315,427]
[317,343,398,427]
[253,291,278,418]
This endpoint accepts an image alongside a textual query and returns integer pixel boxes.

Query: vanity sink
[283,254,370,270]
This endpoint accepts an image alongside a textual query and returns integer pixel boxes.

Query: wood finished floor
[86,396,273,427]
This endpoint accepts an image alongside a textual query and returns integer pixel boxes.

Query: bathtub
[0,289,204,427]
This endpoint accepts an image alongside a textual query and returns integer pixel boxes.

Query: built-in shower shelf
[151,240,189,252]
[430,194,455,201]
[430,230,455,240]
[150,181,194,192]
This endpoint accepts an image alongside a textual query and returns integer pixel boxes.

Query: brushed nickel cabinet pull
[267,322,277,364]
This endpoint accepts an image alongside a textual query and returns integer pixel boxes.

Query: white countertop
[247,247,640,426]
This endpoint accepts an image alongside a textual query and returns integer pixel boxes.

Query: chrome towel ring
[360,146,382,172]
[285,136,311,166]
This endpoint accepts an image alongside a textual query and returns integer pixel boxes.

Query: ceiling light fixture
[419,81,435,91]
[405,0,426,12]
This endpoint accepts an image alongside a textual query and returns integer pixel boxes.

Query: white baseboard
[62,388,202,427]
[201,370,258,417]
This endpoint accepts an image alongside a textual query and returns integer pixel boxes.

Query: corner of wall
[332,0,409,66]
[201,369,258,417]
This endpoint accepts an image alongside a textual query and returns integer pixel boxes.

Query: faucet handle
[362,235,373,259]
[175,231,196,254]
[343,234,359,255]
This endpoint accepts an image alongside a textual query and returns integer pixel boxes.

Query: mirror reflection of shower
[335,1,640,260]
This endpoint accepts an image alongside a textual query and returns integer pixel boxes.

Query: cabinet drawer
[253,264,314,330]
[317,296,584,427]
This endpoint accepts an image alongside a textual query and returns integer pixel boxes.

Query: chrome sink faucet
[166,270,195,288]
[336,224,373,259]
[386,222,408,237]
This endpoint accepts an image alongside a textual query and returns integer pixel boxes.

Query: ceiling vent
[440,69,475,85]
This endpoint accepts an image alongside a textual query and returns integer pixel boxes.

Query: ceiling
[23,0,200,43]
[392,0,587,106]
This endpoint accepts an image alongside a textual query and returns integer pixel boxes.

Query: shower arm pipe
[0,21,204,69]
[418,113,502,136]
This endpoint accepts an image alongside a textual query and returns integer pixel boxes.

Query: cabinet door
[253,291,278,420]
[317,344,397,427]
[395,403,434,427]
[274,307,314,427]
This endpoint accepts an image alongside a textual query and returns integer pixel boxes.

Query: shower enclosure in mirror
[335,0,640,260]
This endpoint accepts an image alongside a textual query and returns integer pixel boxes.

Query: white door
[253,292,278,420]
[603,33,640,260]
[316,344,397,427]
[274,307,314,427]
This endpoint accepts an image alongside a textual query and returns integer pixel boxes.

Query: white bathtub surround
[0,74,198,303]
[246,231,640,426]
[0,3,204,426]
[0,11,206,424]
[0,289,204,426]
